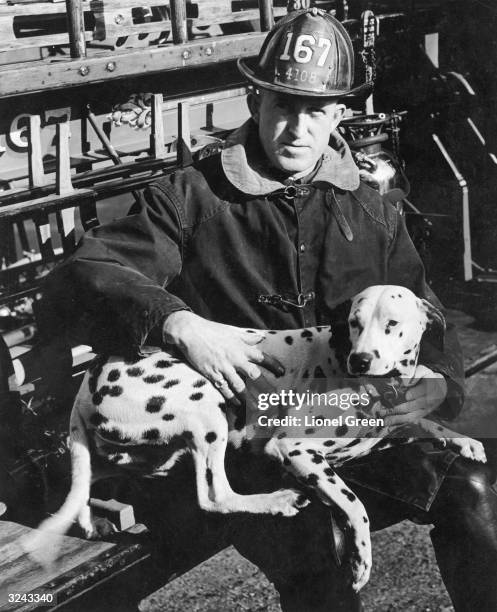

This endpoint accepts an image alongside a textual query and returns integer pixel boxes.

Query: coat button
[299,243,306,253]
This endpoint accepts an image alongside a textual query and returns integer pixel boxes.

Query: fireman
[39,9,497,610]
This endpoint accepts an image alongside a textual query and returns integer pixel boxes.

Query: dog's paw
[85,517,118,539]
[21,530,62,570]
[349,534,372,592]
[271,489,310,517]
[452,438,487,463]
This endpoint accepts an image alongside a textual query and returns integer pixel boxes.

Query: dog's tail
[21,403,92,567]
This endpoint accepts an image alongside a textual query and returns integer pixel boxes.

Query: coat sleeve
[386,208,465,420]
[36,182,189,355]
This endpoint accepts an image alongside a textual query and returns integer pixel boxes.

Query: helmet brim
[238,57,372,98]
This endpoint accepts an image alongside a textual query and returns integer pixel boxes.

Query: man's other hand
[377,365,448,428]
[162,311,284,401]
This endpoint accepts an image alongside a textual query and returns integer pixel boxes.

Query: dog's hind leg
[189,414,308,517]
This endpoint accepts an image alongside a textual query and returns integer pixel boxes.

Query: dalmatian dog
[23,285,485,591]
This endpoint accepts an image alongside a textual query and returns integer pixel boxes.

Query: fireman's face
[251,89,345,175]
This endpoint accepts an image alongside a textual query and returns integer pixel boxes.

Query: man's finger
[256,352,285,377]
[383,411,427,428]
[223,365,247,395]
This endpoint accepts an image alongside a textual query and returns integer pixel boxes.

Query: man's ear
[331,103,346,130]
[247,90,261,125]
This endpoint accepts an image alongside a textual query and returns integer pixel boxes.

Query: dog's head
[346,285,445,379]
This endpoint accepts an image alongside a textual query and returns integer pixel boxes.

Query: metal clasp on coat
[257,291,315,309]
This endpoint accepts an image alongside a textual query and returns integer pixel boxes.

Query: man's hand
[377,365,448,428]
[162,311,284,401]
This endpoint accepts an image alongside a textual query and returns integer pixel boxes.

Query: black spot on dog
[409,360,415,365]
[193,379,207,388]
[89,413,108,427]
[312,454,325,464]
[162,413,175,421]
[100,428,131,444]
[127,367,144,377]
[99,385,111,396]
[404,349,411,354]
[336,425,348,437]
[399,332,403,337]
[277,432,287,439]
[143,428,160,441]
[143,374,165,384]
[155,360,173,368]
[305,428,315,435]
[398,293,402,298]
[205,432,217,443]
[189,392,204,401]
[206,468,213,486]
[182,431,194,441]
[88,375,98,394]
[146,396,166,412]
[163,379,180,389]
[109,386,123,397]
[341,488,356,502]
[324,467,335,477]
[400,359,408,366]
[314,366,325,378]
[283,458,291,466]
[92,391,103,406]
[295,442,301,446]
[289,450,301,457]
[218,402,227,414]
[285,336,294,345]
[306,473,319,486]
[363,516,368,523]
[346,439,361,447]
[246,330,256,333]
[108,369,121,383]
[373,350,380,358]
[306,449,317,455]
[361,541,366,547]
[324,440,335,447]
[385,329,391,335]
[268,330,277,334]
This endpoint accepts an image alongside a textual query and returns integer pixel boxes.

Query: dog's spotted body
[25,286,485,591]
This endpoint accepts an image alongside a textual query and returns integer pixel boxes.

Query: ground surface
[138,310,497,612]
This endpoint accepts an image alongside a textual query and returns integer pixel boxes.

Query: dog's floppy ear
[418,298,446,351]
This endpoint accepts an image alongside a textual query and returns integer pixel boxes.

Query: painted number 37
[279,33,332,66]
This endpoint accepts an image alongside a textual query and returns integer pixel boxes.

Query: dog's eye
[388,320,398,327]
[349,319,359,328]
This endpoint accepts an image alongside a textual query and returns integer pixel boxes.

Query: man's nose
[348,352,374,374]
[287,113,308,139]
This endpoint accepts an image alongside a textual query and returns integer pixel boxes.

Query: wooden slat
[150,93,166,159]
[27,115,46,188]
[66,0,86,57]
[56,122,74,196]
[177,101,192,167]
[33,210,54,258]
[0,32,268,98]
[0,521,115,609]
[55,207,76,253]
[170,0,187,43]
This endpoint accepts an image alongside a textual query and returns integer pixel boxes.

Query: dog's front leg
[265,437,371,591]
[417,418,487,462]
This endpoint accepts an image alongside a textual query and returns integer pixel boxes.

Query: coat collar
[221,119,360,196]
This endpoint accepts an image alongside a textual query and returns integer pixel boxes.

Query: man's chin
[272,154,317,176]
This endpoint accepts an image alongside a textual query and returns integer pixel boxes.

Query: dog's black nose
[349,352,373,374]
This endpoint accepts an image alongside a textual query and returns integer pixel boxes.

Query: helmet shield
[238,9,369,97]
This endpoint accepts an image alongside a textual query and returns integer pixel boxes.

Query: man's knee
[434,457,497,520]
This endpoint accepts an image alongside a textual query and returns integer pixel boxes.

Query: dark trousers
[95,445,497,612]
